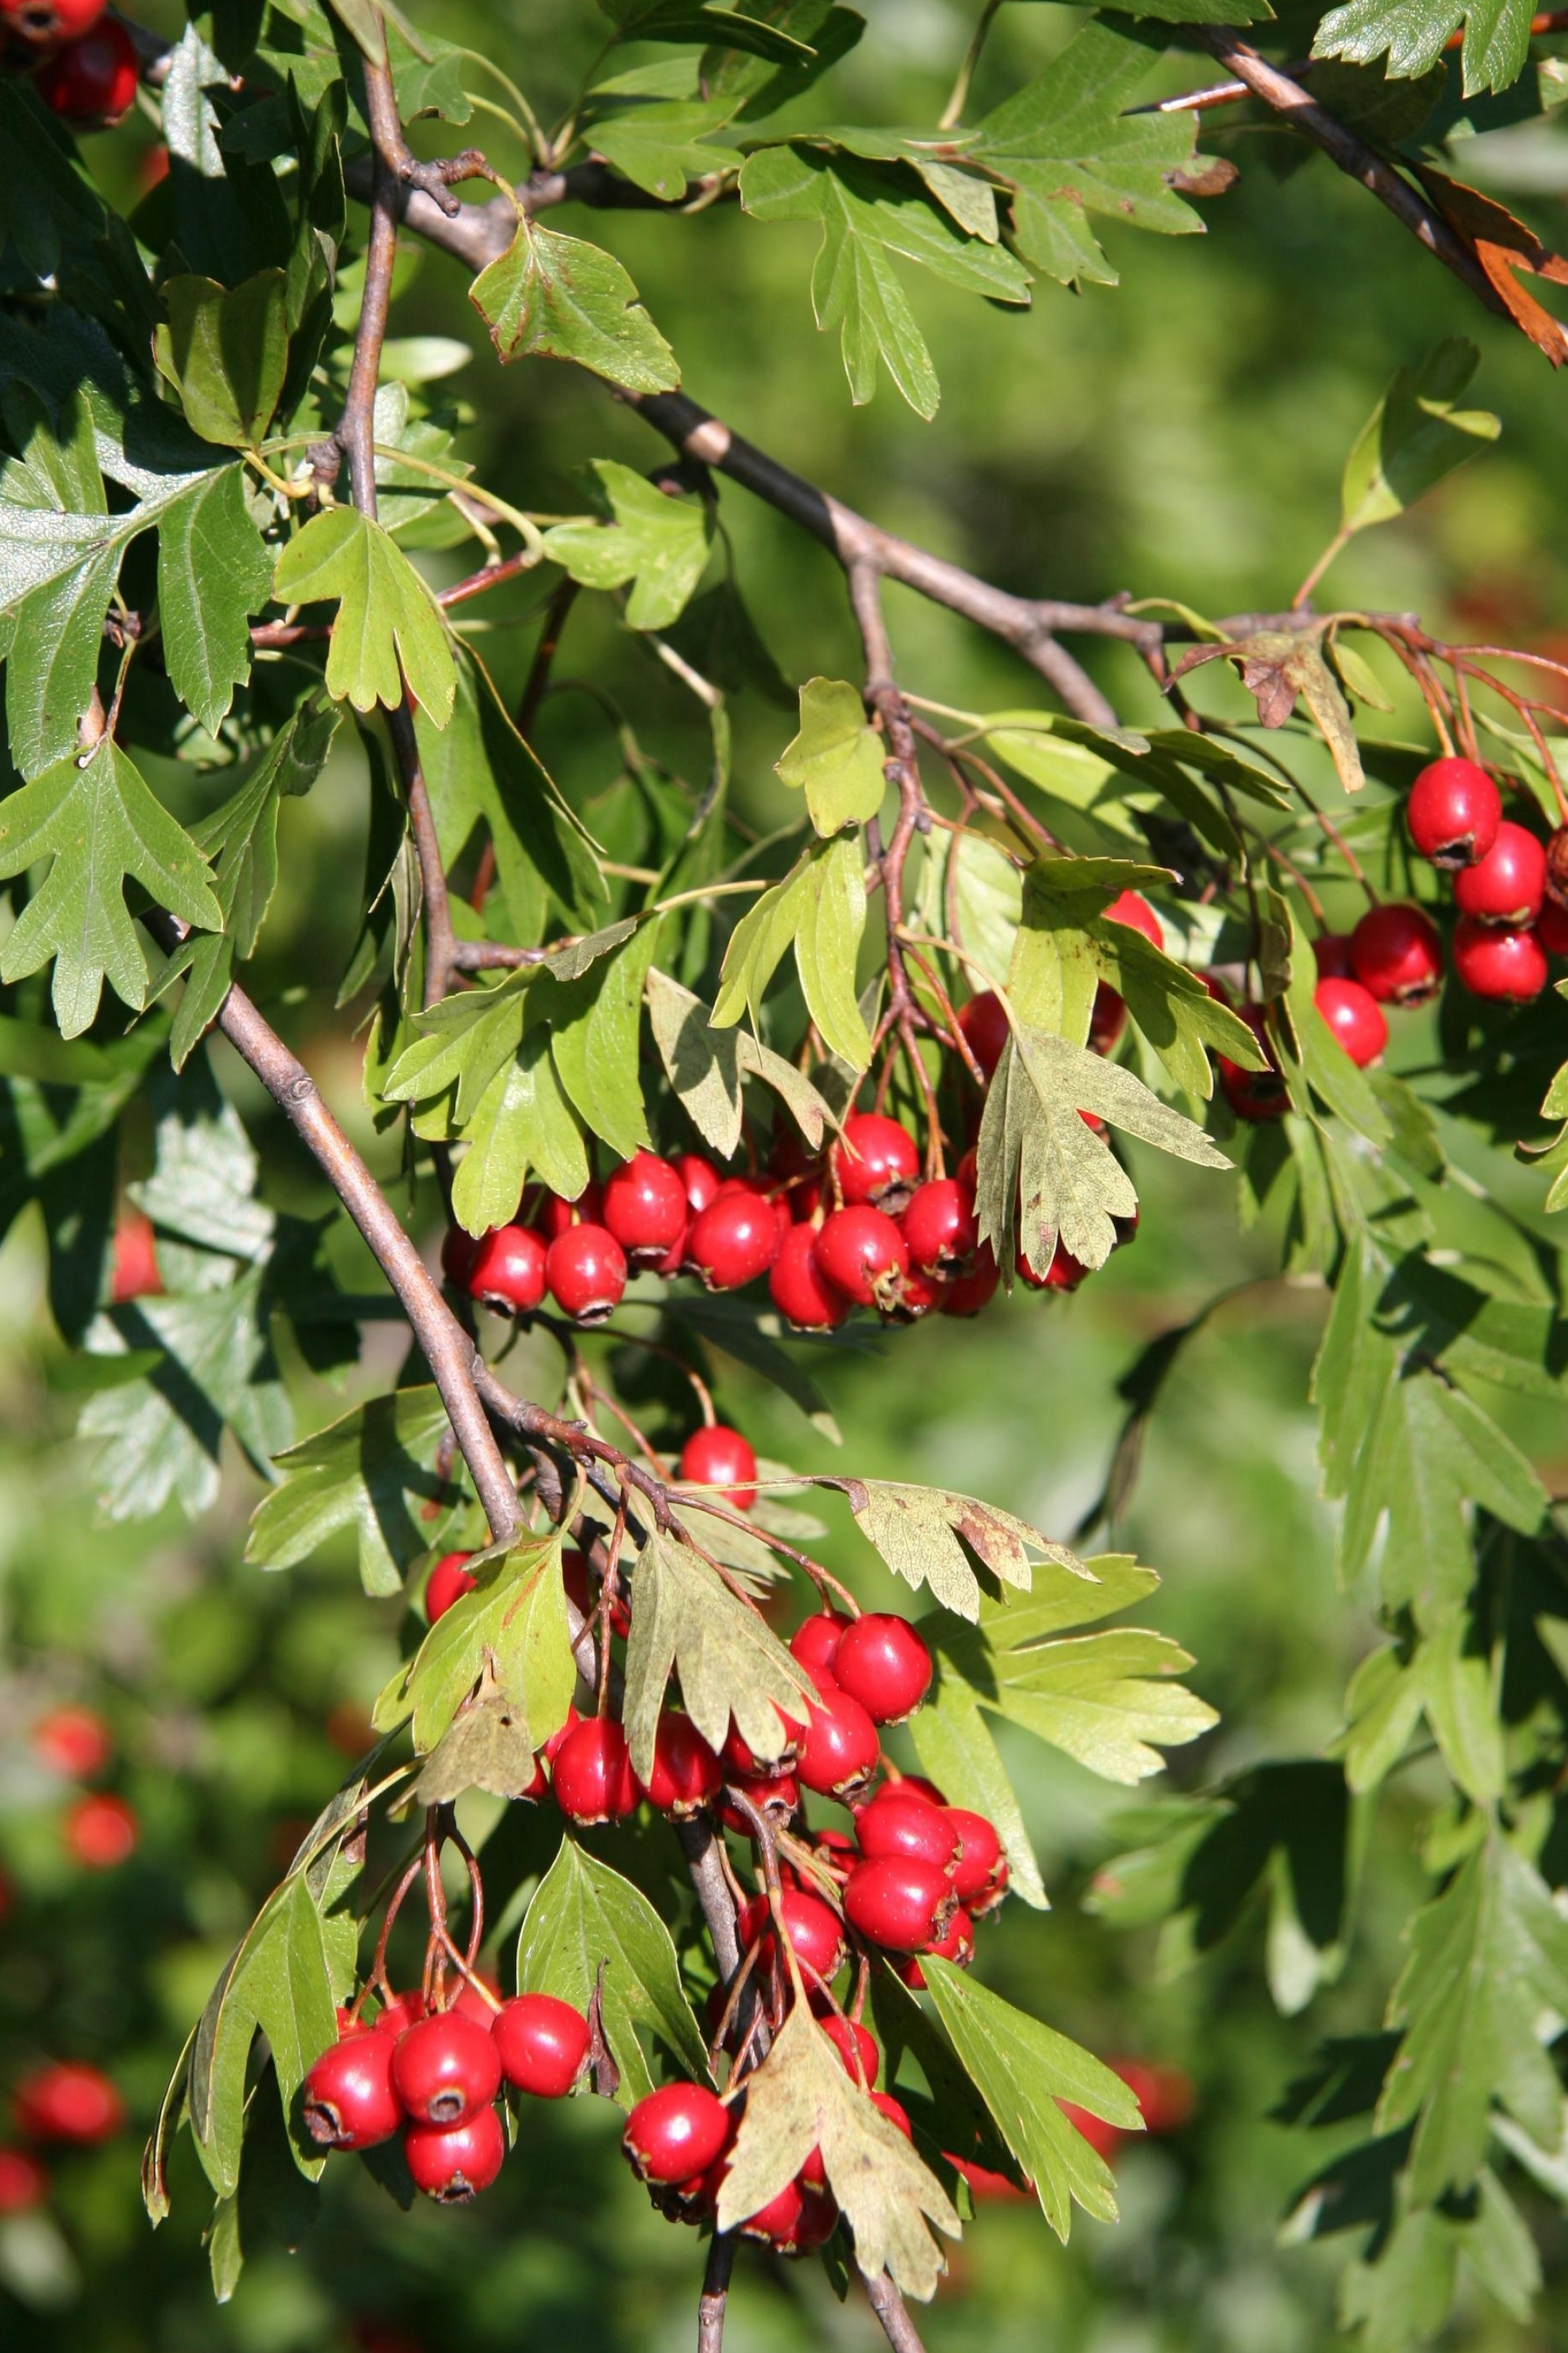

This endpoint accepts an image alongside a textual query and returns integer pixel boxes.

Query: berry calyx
[813,1205,909,1309]
[465,1223,548,1316]
[819,2014,880,2086]
[545,1223,627,1322]
[1314,976,1388,1069]
[552,1717,642,1824]
[832,1113,920,1208]
[957,991,1009,1077]
[643,1712,723,1815]
[1103,888,1164,949]
[769,1221,853,1329]
[900,1178,978,1275]
[602,1152,689,1259]
[1407,755,1501,870]
[1453,819,1547,926]
[34,18,138,122]
[855,1787,960,1873]
[403,2105,506,2202]
[795,1681,882,1802]
[390,2011,503,2129]
[624,2083,732,2184]
[31,1703,111,1778]
[1452,915,1549,1002]
[790,1610,852,1680]
[945,1808,1005,1908]
[678,1423,758,1510]
[843,1855,957,1953]
[1349,904,1443,1005]
[303,2030,404,2151]
[13,2062,124,2144]
[425,1551,476,1623]
[688,1188,779,1291]
[491,1994,591,2099]
[832,1614,933,1725]
[62,1791,138,1868]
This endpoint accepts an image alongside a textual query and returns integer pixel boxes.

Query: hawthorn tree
[5,0,1568,2346]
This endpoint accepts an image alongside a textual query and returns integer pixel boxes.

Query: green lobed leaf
[273,506,457,724]
[1340,339,1500,538]
[774,676,888,834]
[374,1533,574,1752]
[469,221,679,393]
[621,1527,811,1781]
[712,831,872,1067]
[152,270,291,449]
[841,1479,1070,1619]
[156,465,273,738]
[246,1386,458,1595]
[1313,0,1539,96]
[541,460,713,630]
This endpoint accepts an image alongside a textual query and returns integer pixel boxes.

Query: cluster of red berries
[0,2060,126,2214]
[1395,754,1566,1004]
[2,0,139,123]
[25,1702,139,1869]
[303,1986,591,2204]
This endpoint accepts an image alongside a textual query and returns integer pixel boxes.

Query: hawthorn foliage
[4,1,1568,2347]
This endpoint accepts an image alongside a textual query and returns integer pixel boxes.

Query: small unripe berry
[491,1994,591,2099]
[62,1791,137,1869]
[855,1788,959,1873]
[1452,915,1549,1002]
[34,18,139,123]
[957,991,1009,1077]
[603,1152,688,1259]
[843,1856,957,1952]
[390,2011,502,2128]
[425,1550,476,1623]
[688,1189,779,1290]
[624,2083,732,2184]
[945,1808,1004,1907]
[790,1611,851,1680]
[466,1224,547,1316]
[0,2148,48,2213]
[900,1178,978,1275]
[12,2063,123,2145]
[545,1223,627,1322]
[818,2014,880,2086]
[552,1717,641,1824]
[833,1615,933,1724]
[31,1704,111,1778]
[1453,819,1547,926]
[832,1113,919,1208]
[1349,904,1443,1005]
[303,2031,403,2151]
[1406,755,1501,870]
[795,1682,881,1802]
[813,1206,908,1309]
[678,1423,758,1509]
[769,1221,852,1328]
[403,2104,505,2201]
[643,1712,723,1815]
[1314,977,1388,1069]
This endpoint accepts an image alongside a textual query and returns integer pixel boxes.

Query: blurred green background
[4,0,1568,2346]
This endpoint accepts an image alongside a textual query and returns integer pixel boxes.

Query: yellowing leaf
[621,1529,811,1781]
[774,676,887,834]
[712,831,872,1068]
[840,1480,1075,1619]
[273,506,456,725]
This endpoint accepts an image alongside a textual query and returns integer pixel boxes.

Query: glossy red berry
[466,1224,547,1316]
[737,2174,838,2253]
[13,2062,124,2145]
[643,1712,723,1815]
[957,991,1009,1077]
[761,1886,848,1983]
[856,1788,959,1873]
[303,2031,404,2151]
[31,1704,111,1778]
[403,2104,505,2202]
[790,1611,851,1680]
[373,1990,427,2036]
[1314,977,1388,1069]
[624,2083,732,2184]
[721,1712,801,1775]
[1452,915,1549,1002]
[1104,888,1164,950]
[425,1550,476,1623]
[62,1791,137,1869]
[492,1994,590,2099]
[0,2149,48,2214]
[1406,755,1502,870]
[673,1153,721,1216]
[1217,1005,1289,1122]
[552,1717,641,1824]
[391,2011,502,2128]
[832,1113,920,1208]
[545,1224,627,1322]
[1453,820,1547,925]
[1311,932,1354,979]
[34,20,140,123]
[110,1208,161,1304]
[1018,1238,1087,1292]
[450,1974,502,2027]
[843,1856,957,1953]
[813,1206,908,1309]
[0,0,105,48]
[603,1152,688,1259]
[536,1181,604,1240]
[871,2091,913,2139]
[1349,904,1443,1005]
[688,1188,779,1290]
[945,1809,1004,1908]
[900,1178,978,1275]
[1538,898,1568,958]
[941,1250,1001,1316]
[796,1681,881,1802]
[440,1224,480,1290]
[678,1423,758,1509]
[769,1221,853,1329]
[819,2014,880,2086]
[833,1615,933,1724]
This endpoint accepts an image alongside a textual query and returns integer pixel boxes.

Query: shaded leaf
[246,1386,457,1595]
[622,1528,810,1779]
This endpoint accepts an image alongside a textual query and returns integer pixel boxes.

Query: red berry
[1104,889,1164,949]
[62,1791,137,1869]
[545,1224,627,1322]
[1090,982,1127,1054]
[737,2174,838,2253]
[403,2104,505,2202]
[946,2152,1029,2201]
[890,1263,946,1321]
[552,1718,641,1824]
[740,1886,847,1984]
[813,1206,908,1309]
[31,1704,111,1778]
[110,1209,161,1304]
[819,2015,880,2086]
[941,1250,1000,1316]
[796,1681,881,1802]
[13,2062,123,2145]
[466,1223,547,1316]
[769,1221,853,1328]
[0,0,106,48]
[856,1788,959,1872]
[678,1423,758,1510]
[673,1153,721,1216]
[1314,977,1388,1069]
[603,1153,688,1259]
[1217,1005,1289,1122]
[1453,819,1547,925]
[790,1611,851,1680]
[716,1769,800,1834]
[562,1548,630,1640]
[1539,897,1568,958]
[1113,2058,1195,2134]
[303,2031,404,2151]
[871,2091,913,2139]
[832,1113,919,1208]
[425,1550,476,1623]
[945,1809,1004,1908]
[537,1181,604,1239]
[34,18,137,122]
[923,1904,975,1968]
[1452,915,1549,1002]
[492,1994,590,2099]
[542,1706,581,1768]
[721,1713,801,1775]
[0,2149,47,2213]
[1311,933,1354,979]
[843,1857,957,1953]
[440,1224,480,1289]
[391,2011,502,2129]
[643,1712,723,1815]
[450,1973,502,2027]
[1349,904,1443,1005]
[957,991,1009,1077]
[1406,755,1502,870]
[895,1774,948,1806]
[833,1615,933,1724]
[688,1188,780,1291]
[624,2083,732,2184]
[900,1178,978,1276]
[373,1991,427,2036]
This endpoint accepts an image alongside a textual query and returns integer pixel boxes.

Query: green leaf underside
[712,831,873,1067]
[246,1386,457,1595]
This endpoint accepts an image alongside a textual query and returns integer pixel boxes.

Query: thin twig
[697,2230,735,2353]
[863,2269,931,2353]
